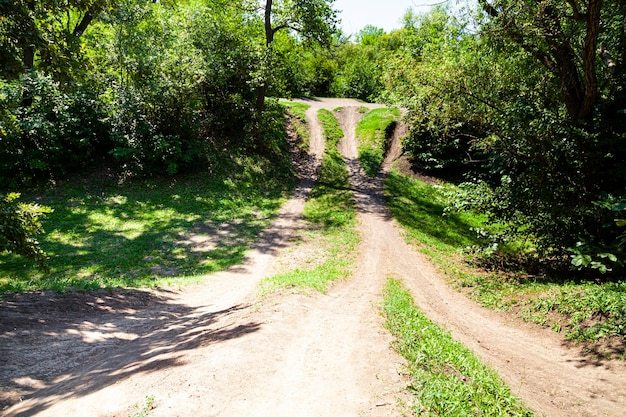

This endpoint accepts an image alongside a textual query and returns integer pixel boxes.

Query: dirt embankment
[1,98,626,417]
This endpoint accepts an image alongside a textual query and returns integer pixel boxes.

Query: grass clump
[356,107,400,177]
[383,277,533,416]
[261,109,357,293]
[385,170,626,355]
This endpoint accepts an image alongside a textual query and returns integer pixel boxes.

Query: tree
[478,0,611,124]
[0,193,52,270]
[383,3,626,272]
[254,0,338,148]
[0,0,113,81]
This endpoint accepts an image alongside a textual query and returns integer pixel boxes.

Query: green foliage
[386,171,626,352]
[355,107,399,176]
[0,193,53,270]
[383,278,533,416]
[520,281,626,346]
[382,4,626,274]
[0,73,111,188]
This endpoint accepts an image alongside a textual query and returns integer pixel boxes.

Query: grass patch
[282,101,310,153]
[385,170,626,354]
[356,107,400,177]
[383,277,533,416]
[1,155,295,294]
[261,109,358,293]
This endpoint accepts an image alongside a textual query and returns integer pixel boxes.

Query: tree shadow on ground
[383,170,483,248]
[0,170,286,292]
[0,288,261,415]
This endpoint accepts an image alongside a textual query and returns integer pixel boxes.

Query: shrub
[0,193,52,269]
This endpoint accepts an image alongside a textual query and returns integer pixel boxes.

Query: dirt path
[2,98,626,417]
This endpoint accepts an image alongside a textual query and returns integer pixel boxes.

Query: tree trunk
[579,0,602,121]
[21,0,36,107]
[253,0,275,153]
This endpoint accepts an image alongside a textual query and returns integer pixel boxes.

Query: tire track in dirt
[1,99,407,417]
[3,99,626,417]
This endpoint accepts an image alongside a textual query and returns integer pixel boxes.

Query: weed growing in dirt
[134,395,156,417]
[356,107,400,177]
[261,109,358,293]
[383,277,534,416]
[385,170,626,355]
[0,155,295,293]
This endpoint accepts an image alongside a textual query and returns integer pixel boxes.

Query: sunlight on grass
[0,156,294,293]
[383,277,533,416]
[261,108,358,294]
[385,170,626,352]
[356,107,400,177]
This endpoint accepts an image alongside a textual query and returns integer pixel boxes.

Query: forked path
[2,98,626,417]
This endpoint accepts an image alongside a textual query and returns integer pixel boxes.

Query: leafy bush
[0,73,111,188]
[0,193,52,269]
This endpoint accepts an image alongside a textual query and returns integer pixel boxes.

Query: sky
[333,0,435,36]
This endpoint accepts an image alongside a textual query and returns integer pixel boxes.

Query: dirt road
[2,98,626,417]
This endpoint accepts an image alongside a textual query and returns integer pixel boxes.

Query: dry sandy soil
[2,98,626,417]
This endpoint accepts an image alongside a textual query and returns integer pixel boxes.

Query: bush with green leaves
[0,193,52,269]
[0,73,111,188]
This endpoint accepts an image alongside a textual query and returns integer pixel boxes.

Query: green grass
[356,107,400,177]
[385,170,626,354]
[261,109,358,293]
[317,108,344,146]
[383,277,533,417]
[282,101,310,153]
[1,155,295,293]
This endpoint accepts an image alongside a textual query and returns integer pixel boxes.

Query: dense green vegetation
[385,171,626,355]
[262,109,358,293]
[383,278,533,416]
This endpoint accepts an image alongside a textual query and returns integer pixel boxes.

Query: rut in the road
[3,100,626,417]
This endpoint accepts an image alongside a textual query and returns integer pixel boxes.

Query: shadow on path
[0,288,260,415]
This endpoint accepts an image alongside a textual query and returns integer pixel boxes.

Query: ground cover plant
[354,107,400,177]
[0,155,294,294]
[385,170,626,357]
[383,277,533,416]
[261,109,358,293]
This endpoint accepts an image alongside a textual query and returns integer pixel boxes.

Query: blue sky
[333,0,434,36]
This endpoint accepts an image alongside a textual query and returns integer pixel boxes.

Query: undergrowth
[383,277,533,416]
[385,170,626,357]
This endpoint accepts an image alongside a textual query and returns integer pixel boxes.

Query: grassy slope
[261,108,359,293]
[385,170,626,357]
[355,107,400,177]
[1,140,296,293]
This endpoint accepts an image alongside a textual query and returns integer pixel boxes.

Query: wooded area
[1,0,625,276]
